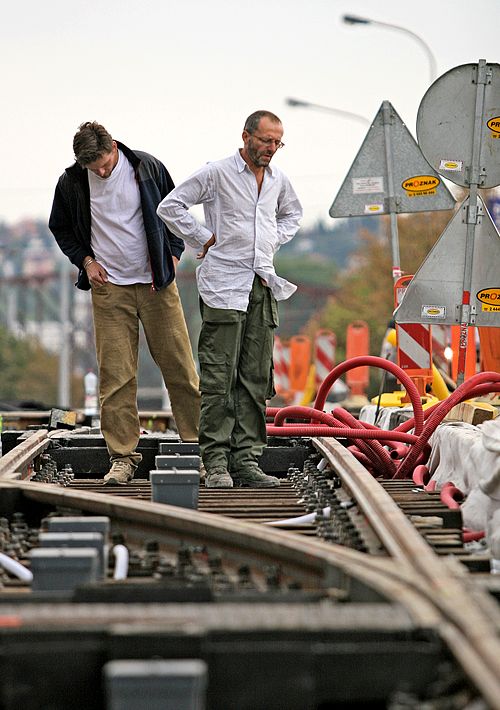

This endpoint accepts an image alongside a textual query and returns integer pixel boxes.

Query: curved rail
[1,430,500,706]
[314,436,500,708]
[0,429,50,480]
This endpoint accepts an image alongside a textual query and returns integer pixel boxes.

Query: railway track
[0,428,499,708]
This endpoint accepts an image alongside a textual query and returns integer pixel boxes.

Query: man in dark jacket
[49,121,200,485]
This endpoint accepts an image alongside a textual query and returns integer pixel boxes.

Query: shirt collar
[234,149,274,177]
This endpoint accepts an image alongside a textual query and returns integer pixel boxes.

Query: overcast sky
[1,0,498,228]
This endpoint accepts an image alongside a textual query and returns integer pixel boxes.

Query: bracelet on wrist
[83,258,95,270]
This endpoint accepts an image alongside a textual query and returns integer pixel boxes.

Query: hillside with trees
[303,209,458,361]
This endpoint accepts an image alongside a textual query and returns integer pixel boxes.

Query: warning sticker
[364,203,384,214]
[487,117,500,134]
[421,305,446,319]
[402,175,440,196]
[352,176,384,194]
[439,159,463,172]
[477,287,500,310]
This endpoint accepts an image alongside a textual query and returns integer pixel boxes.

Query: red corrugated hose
[267,357,500,538]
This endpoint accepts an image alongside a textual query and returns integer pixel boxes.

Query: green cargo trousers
[198,276,279,472]
[91,281,201,467]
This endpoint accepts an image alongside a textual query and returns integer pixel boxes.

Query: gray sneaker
[103,460,135,486]
[232,466,280,488]
[205,467,233,488]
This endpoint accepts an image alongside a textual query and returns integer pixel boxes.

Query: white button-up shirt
[157,150,302,310]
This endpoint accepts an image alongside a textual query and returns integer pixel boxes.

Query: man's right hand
[86,260,108,286]
[197,234,216,259]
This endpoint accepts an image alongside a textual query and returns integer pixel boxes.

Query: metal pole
[58,260,71,408]
[456,60,489,385]
[382,101,402,282]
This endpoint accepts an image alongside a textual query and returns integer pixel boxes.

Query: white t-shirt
[88,149,151,285]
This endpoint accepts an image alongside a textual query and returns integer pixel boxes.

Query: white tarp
[427,418,500,539]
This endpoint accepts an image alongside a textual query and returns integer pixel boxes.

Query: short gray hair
[244,110,282,134]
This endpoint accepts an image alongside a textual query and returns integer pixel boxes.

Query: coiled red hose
[314,356,425,435]
[267,357,500,484]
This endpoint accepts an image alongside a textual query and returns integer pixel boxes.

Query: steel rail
[1,432,500,705]
[314,436,500,709]
[0,479,439,625]
[0,429,50,480]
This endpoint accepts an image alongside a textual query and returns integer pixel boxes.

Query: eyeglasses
[249,133,285,149]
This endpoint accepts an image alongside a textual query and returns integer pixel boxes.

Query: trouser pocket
[198,353,228,394]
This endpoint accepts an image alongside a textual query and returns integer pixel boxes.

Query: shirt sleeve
[276,177,303,246]
[157,164,214,249]
[48,176,89,268]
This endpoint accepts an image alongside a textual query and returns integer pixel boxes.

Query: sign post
[396,60,500,385]
[330,100,456,282]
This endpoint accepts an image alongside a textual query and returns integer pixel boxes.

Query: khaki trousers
[198,277,278,472]
[91,281,200,466]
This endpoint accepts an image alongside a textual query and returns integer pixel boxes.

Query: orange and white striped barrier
[273,336,290,397]
[314,329,336,390]
[394,276,433,397]
[431,323,450,369]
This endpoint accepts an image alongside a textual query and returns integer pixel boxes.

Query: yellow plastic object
[431,363,449,401]
[386,328,397,347]
[370,391,439,409]
[299,364,317,406]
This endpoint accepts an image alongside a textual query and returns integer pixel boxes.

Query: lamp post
[342,14,437,85]
[285,97,371,127]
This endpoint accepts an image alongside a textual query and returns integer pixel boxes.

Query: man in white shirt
[49,122,200,485]
[157,110,302,488]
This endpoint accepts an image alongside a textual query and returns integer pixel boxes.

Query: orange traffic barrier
[288,335,312,398]
[478,327,500,373]
[345,321,369,395]
[451,325,476,381]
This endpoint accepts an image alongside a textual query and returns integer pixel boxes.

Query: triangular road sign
[395,195,500,327]
[330,101,456,218]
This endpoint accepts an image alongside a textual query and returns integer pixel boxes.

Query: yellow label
[402,175,440,193]
[477,287,500,305]
[426,308,442,316]
[444,161,459,169]
[487,117,500,133]
[483,305,500,312]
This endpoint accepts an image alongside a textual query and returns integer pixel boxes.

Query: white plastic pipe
[264,506,331,527]
[0,551,33,583]
[112,544,129,580]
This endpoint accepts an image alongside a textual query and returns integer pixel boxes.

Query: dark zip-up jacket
[48,141,185,290]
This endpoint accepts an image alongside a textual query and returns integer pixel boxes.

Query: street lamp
[285,97,371,127]
[342,14,437,85]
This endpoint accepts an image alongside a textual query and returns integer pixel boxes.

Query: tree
[0,326,61,406]
[305,209,457,359]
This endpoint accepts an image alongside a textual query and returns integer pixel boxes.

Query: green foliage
[275,253,338,287]
[0,326,60,406]
[304,210,456,357]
